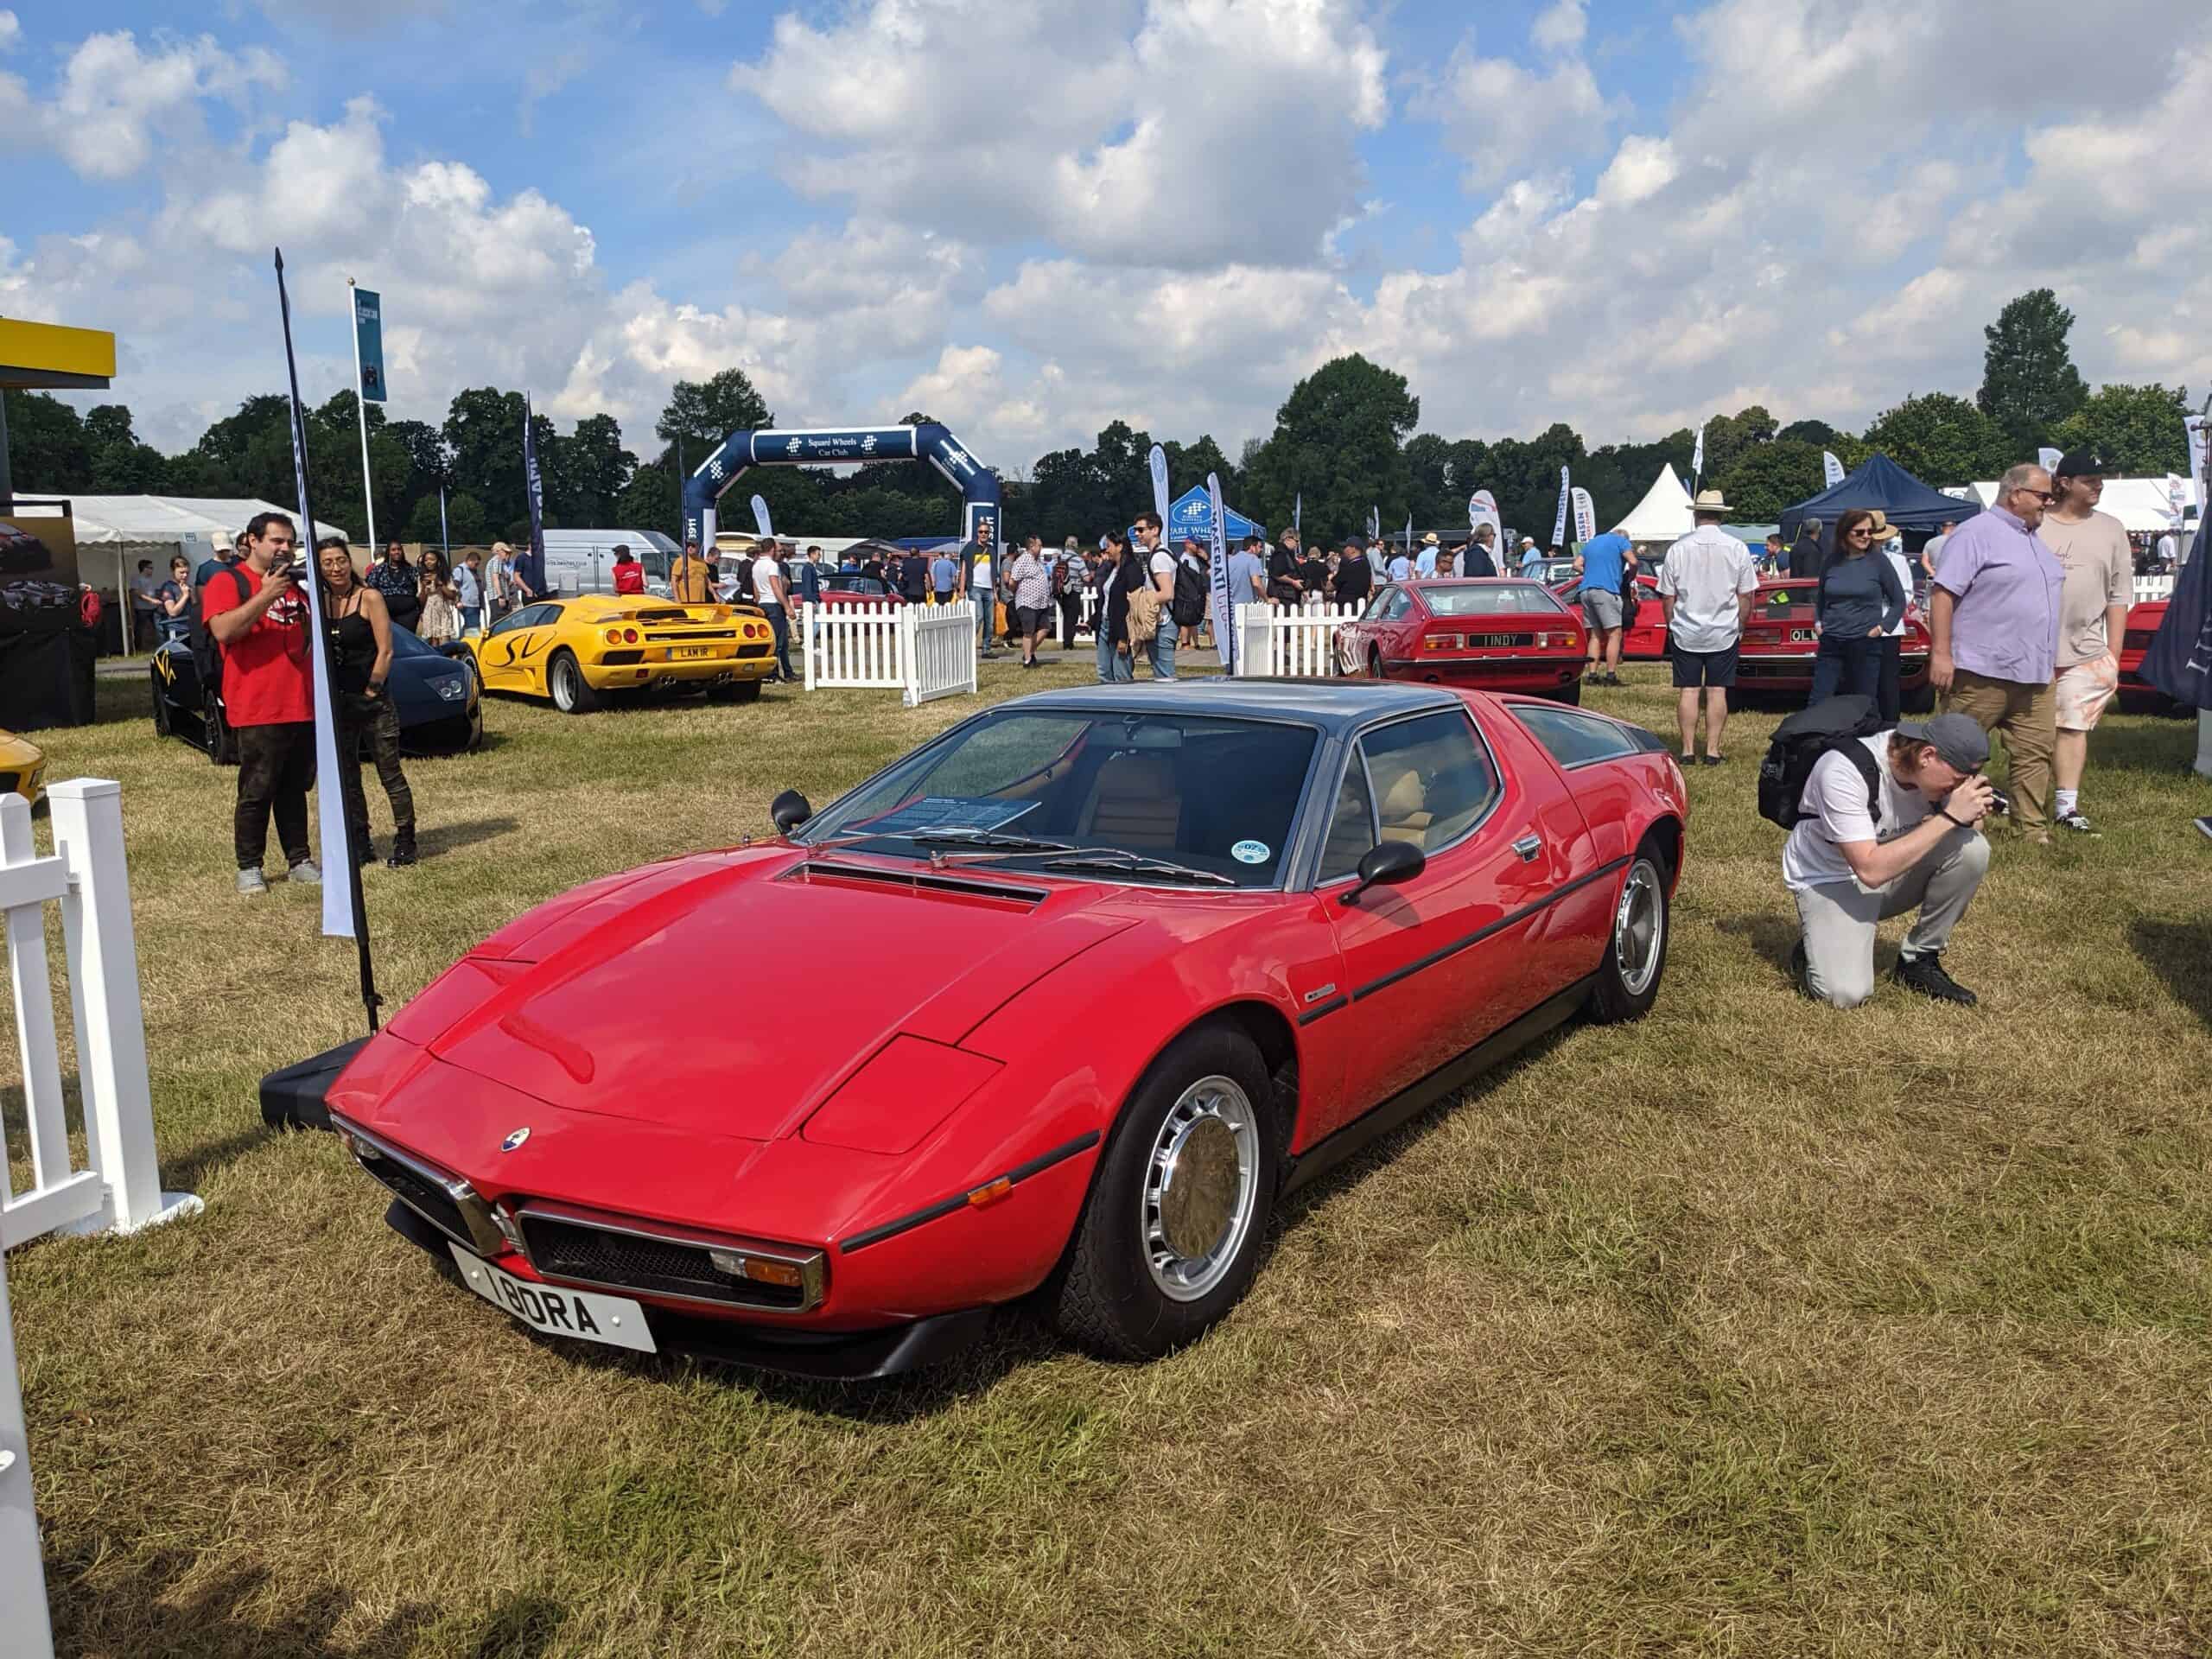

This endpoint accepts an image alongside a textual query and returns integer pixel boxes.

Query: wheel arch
[1640,814,1682,891]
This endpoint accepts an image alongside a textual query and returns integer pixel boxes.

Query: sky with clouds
[2,0,2204,474]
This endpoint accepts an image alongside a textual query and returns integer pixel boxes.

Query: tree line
[3,288,2190,550]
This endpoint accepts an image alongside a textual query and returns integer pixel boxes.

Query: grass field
[9,646,2212,1658]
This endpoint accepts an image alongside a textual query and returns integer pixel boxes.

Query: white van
[535,529,682,598]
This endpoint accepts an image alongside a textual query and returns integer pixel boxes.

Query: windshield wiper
[1029,852,1237,886]
[905,830,1077,853]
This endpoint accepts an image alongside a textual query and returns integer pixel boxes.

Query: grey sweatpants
[1792,827,1990,1009]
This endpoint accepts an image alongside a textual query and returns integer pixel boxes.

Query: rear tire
[1555,681,1583,705]
[548,651,599,715]
[1368,648,1384,681]
[1051,1023,1279,1361]
[731,677,764,703]
[1588,844,1669,1024]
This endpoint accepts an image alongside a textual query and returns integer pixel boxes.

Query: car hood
[390,849,1137,1141]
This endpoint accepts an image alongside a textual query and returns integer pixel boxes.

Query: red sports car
[818,574,908,607]
[1334,578,1586,702]
[303,682,1687,1379]
[2119,598,2189,713]
[1561,575,1935,708]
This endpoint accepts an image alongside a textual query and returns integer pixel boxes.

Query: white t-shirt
[1656,525,1758,652]
[1148,549,1174,589]
[1882,548,1913,639]
[1781,735,1937,892]
[752,556,781,602]
[969,556,993,590]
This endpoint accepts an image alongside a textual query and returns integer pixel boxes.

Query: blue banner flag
[276,249,378,1025]
[1294,493,1301,539]
[2144,516,2212,709]
[353,285,386,404]
[521,394,548,595]
[1552,466,1571,550]
[1208,473,1236,673]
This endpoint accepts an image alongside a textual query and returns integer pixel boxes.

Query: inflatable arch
[680,423,1001,554]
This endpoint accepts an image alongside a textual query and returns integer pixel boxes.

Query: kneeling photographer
[1779,711,1998,1009]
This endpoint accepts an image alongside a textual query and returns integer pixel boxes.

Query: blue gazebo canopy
[1143,485,1266,547]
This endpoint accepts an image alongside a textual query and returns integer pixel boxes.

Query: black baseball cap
[2051,448,2120,479]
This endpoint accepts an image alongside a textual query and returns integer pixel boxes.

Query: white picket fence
[1233,601,1360,678]
[1,779,199,1659]
[2135,574,2177,604]
[800,601,978,707]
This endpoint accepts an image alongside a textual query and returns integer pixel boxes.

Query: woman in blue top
[1808,508,1907,704]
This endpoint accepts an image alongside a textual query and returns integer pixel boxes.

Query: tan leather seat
[1374,764,1433,848]
[1080,752,1180,849]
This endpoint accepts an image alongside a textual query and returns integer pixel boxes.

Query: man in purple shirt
[1929,461,2065,841]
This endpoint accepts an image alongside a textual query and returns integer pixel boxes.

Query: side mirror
[1343,839,1424,904]
[770,790,813,836]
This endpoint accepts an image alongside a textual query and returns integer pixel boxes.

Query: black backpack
[1758,695,1886,830]
[189,562,251,696]
[1172,553,1208,626]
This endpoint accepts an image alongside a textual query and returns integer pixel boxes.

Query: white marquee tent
[1614,463,1694,544]
[1960,477,2201,533]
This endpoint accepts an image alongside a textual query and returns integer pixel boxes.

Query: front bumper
[383,1197,994,1380]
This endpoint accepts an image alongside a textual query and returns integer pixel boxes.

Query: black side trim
[259,1036,370,1132]
[1281,974,1595,1198]
[838,1130,1103,1255]
[1297,996,1348,1027]
[1347,855,1629,1004]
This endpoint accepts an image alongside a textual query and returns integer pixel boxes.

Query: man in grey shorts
[1782,713,1997,1008]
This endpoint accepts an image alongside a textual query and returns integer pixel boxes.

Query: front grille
[362,1155,472,1245]
[519,1213,804,1309]
[1738,658,1803,679]
[737,643,772,658]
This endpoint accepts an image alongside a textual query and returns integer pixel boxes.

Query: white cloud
[1531,0,1586,53]
[48,30,287,180]
[0,11,20,50]
[1419,11,1614,188]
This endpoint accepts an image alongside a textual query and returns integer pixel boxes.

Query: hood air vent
[791,857,1049,907]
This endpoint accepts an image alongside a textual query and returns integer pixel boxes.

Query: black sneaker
[1892,951,1977,1007]
[2055,809,2097,835]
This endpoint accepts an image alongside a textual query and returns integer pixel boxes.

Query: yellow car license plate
[670,645,710,660]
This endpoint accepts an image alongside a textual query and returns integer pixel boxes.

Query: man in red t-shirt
[203,512,320,895]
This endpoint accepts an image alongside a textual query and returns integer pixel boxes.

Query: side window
[1512,704,1642,767]
[1360,711,1498,853]
[487,604,539,637]
[1379,588,1413,623]
[1361,588,1393,623]
[1318,755,1377,881]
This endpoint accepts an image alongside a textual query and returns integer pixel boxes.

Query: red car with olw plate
[2118,596,2191,712]
[309,680,1687,1379]
[1334,578,1586,702]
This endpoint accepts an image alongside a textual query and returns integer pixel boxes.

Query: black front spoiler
[383,1198,993,1382]
[260,1037,369,1132]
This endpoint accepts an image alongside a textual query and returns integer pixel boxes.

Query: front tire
[1588,845,1669,1023]
[149,667,171,737]
[1051,1024,1280,1361]
[548,651,599,715]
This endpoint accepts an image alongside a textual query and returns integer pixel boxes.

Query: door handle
[1512,833,1542,862]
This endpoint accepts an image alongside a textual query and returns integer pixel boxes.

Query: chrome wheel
[1613,859,1664,998]
[1140,1074,1262,1302]
[550,656,581,712]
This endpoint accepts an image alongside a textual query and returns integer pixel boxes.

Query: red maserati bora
[1334,578,1586,702]
[304,681,1688,1378]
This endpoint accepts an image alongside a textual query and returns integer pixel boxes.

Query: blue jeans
[1808,632,1882,705]
[461,606,482,636]
[760,603,793,680]
[973,594,995,650]
[1096,630,1134,683]
[1147,627,1176,680]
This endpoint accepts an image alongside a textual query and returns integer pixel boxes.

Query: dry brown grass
[7,652,2212,1657]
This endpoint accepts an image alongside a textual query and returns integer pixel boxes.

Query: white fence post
[48,779,199,1238]
[0,1249,56,1659]
[801,602,817,691]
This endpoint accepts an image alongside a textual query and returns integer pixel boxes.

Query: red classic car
[1334,578,1586,702]
[818,574,908,607]
[2120,598,2188,712]
[1559,575,1935,709]
[298,682,1688,1379]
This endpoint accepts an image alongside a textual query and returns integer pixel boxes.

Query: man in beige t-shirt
[2036,449,2133,834]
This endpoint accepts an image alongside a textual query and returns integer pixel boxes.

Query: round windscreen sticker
[1230,839,1270,865]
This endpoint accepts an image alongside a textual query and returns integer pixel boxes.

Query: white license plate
[1789,628,1815,642]
[446,1242,658,1353]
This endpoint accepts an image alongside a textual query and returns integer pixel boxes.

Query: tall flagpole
[283,251,380,1033]
[347,276,378,550]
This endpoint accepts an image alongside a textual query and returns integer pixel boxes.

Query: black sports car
[151,625,483,763]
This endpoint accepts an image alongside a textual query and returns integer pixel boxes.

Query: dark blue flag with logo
[521,393,548,596]
[2144,515,2211,709]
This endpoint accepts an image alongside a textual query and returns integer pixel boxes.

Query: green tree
[2050,381,2190,475]
[443,387,530,524]
[1240,354,1419,543]
[3,390,95,490]
[655,369,774,460]
[1777,418,1841,445]
[1862,392,2011,486]
[1978,289,2088,452]
[1403,433,1454,530]
[1714,439,1827,521]
[1699,405,1778,487]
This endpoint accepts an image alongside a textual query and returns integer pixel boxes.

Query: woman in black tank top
[316,538,417,868]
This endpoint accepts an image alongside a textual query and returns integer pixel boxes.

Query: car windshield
[797,709,1320,888]
[1426,582,1563,617]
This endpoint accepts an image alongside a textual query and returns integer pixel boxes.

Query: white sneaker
[288,858,323,885]
[2055,810,2097,836]
[236,868,268,896]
